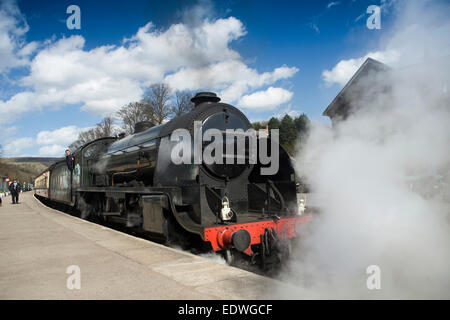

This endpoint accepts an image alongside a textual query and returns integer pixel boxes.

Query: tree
[279,115,297,154]
[171,91,194,117]
[117,87,193,135]
[116,102,151,135]
[142,83,172,124]
[74,130,96,148]
[293,113,311,151]
[252,122,263,131]
[251,121,269,131]
[267,117,281,130]
[94,116,115,138]
[69,116,116,150]
[294,113,310,136]
[253,113,311,156]
[280,114,296,147]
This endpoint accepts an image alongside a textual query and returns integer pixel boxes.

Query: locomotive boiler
[35,92,310,268]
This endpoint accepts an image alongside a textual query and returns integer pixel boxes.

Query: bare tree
[116,102,154,135]
[171,91,194,117]
[94,116,114,138]
[115,85,193,137]
[142,83,172,124]
[76,129,97,146]
[69,116,116,150]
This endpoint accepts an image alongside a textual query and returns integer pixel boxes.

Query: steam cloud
[280,0,450,299]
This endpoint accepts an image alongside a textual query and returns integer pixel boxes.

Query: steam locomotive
[34,92,309,269]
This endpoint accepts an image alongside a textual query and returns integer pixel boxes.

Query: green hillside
[0,157,62,184]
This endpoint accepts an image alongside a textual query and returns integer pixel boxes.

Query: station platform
[0,192,280,299]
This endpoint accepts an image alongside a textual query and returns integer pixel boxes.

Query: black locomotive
[35,92,309,268]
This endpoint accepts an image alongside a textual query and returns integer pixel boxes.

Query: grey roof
[323,57,390,118]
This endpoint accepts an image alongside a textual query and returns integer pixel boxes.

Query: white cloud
[0,6,298,124]
[327,2,340,9]
[354,12,365,22]
[322,50,400,87]
[275,104,300,119]
[165,61,298,102]
[36,125,88,146]
[2,125,90,157]
[0,124,18,141]
[0,0,31,73]
[3,137,34,156]
[17,41,38,57]
[38,144,66,157]
[323,1,450,88]
[35,125,92,157]
[309,23,320,34]
[238,87,293,110]
[0,91,40,124]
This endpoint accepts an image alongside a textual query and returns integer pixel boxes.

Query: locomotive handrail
[268,180,286,212]
[250,181,286,212]
[111,169,138,186]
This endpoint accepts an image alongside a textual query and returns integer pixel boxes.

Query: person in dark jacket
[66,149,75,185]
[65,149,75,171]
[9,180,21,204]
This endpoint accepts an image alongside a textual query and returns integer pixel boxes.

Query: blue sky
[0,0,439,157]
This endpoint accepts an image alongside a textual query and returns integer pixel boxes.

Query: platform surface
[0,192,281,299]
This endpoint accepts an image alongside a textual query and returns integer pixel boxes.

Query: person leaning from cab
[65,149,75,177]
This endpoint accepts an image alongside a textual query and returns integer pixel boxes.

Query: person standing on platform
[9,180,21,204]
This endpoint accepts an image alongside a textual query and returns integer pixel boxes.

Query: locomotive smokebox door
[141,195,167,235]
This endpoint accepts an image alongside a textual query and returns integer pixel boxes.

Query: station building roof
[322,58,390,124]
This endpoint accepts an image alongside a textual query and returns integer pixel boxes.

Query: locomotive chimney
[134,121,155,134]
[191,92,221,107]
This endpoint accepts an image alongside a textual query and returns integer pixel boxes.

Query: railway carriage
[34,168,51,198]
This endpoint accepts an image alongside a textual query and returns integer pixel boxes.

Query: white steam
[280,0,450,299]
